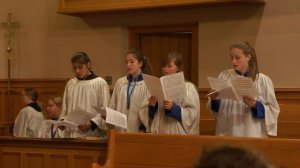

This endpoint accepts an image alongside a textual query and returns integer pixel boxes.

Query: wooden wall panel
[26,153,44,168]
[2,153,20,168]
[0,79,67,136]
[0,137,107,168]
[49,154,68,168]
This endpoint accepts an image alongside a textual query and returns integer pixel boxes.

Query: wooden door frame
[129,23,199,86]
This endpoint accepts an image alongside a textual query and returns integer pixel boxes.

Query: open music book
[47,107,97,129]
[142,72,186,101]
[207,76,260,101]
[93,106,127,129]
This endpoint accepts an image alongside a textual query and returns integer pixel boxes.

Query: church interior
[1,0,300,167]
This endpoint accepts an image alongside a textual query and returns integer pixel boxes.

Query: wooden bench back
[98,130,300,168]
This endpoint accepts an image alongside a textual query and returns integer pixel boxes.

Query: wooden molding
[58,0,265,14]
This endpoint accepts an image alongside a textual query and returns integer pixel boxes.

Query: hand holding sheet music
[93,106,127,129]
[143,72,186,101]
[52,107,97,129]
[207,76,260,101]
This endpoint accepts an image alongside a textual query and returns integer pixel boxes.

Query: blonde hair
[49,96,63,108]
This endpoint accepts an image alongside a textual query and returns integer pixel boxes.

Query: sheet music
[230,76,261,98]
[105,107,127,129]
[207,76,230,90]
[207,76,260,101]
[143,74,165,100]
[92,106,106,116]
[143,72,186,101]
[161,72,186,100]
[207,76,239,101]
[64,107,97,125]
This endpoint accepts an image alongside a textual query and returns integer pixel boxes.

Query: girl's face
[21,91,31,104]
[126,54,142,76]
[46,99,61,119]
[72,63,91,79]
[162,60,179,75]
[230,48,250,73]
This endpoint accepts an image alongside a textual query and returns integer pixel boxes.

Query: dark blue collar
[28,102,42,112]
[127,73,143,82]
[76,71,98,80]
[235,70,249,77]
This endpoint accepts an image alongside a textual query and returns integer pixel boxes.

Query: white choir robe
[108,76,150,132]
[60,77,110,138]
[13,106,44,137]
[38,120,64,138]
[150,82,200,135]
[208,69,280,137]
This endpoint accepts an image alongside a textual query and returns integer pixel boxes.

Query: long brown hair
[125,50,153,75]
[229,41,259,81]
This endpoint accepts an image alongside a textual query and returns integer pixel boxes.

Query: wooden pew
[0,136,107,168]
[95,130,300,168]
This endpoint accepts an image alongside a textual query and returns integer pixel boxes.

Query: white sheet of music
[207,76,239,100]
[142,74,165,100]
[143,72,186,101]
[160,72,186,100]
[207,76,260,101]
[64,107,97,125]
[207,76,231,90]
[105,107,127,129]
[230,76,260,98]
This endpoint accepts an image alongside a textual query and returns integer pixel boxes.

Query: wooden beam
[58,0,265,14]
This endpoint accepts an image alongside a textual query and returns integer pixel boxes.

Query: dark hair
[125,50,152,75]
[71,52,91,65]
[162,52,183,72]
[229,41,259,81]
[195,146,272,168]
[24,88,39,102]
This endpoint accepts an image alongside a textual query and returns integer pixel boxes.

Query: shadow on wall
[79,5,265,29]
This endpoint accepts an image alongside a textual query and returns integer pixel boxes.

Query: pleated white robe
[13,106,44,137]
[150,82,200,135]
[208,69,280,137]
[38,120,64,138]
[60,77,110,138]
[108,76,150,132]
